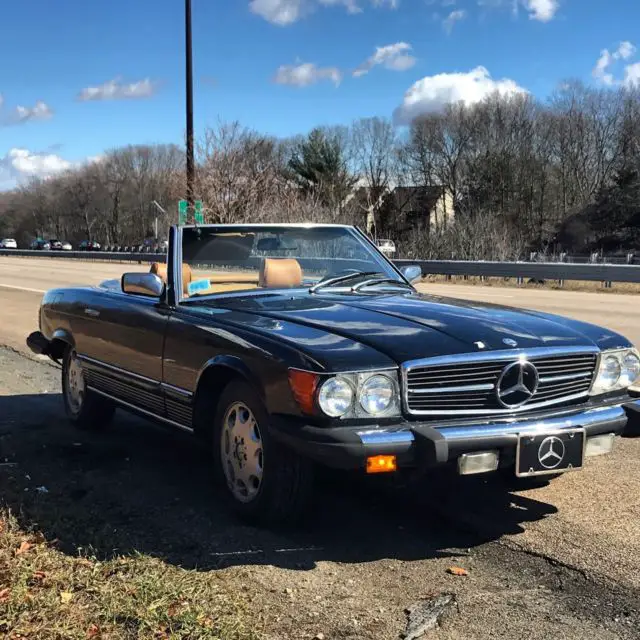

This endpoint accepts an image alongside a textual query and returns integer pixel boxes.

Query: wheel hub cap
[67,351,85,412]
[221,402,263,503]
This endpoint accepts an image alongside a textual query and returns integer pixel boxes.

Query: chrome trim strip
[77,354,161,388]
[358,430,414,445]
[405,391,590,416]
[408,383,495,395]
[403,346,600,371]
[160,382,193,399]
[402,346,600,417]
[88,386,194,433]
[289,366,399,376]
[356,401,637,446]
[539,372,593,383]
[78,355,193,399]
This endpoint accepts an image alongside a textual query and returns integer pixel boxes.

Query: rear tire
[212,380,314,526]
[62,346,115,430]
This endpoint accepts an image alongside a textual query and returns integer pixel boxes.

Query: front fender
[196,355,265,402]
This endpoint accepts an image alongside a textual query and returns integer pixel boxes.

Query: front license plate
[515,429,585,478]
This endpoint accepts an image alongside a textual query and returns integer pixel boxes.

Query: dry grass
[0,510,259,640]
[422,274,640,295]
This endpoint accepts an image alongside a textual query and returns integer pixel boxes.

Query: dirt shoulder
[1,349,639,639]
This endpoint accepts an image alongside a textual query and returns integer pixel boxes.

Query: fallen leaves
[446,566,469,577]
[0,588,11,603]
[60,591,74,604]
[15,541,32,556]
[86,624,101,638]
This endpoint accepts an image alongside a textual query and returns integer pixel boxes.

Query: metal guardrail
[0,249,164,263]
[394,259,640,284]
[1,250,640,284]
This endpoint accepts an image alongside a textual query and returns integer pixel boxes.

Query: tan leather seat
[149,262,192,296]
[258,258,303,288]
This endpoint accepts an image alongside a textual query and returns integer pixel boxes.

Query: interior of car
[148,257,303,297]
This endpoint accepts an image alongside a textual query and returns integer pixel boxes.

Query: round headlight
[621,352,640,387]
[600,355,622,389]
[318,377,354,417]
[359,375,395,415]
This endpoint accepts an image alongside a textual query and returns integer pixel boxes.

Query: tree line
[1,81,638,260]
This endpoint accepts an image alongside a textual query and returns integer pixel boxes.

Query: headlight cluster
[317,371,400,419]
[590,348,640,395]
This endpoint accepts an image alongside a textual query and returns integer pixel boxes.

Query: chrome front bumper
[357,399,640,448]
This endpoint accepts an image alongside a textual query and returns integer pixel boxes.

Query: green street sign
[194,200,204,224]
[178,200,188,225]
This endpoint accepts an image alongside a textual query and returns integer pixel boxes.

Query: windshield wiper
[351,277,414,292]
[309,271,383,293]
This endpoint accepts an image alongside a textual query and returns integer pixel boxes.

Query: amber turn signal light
[366,455,397,474]
[288,369,319,415]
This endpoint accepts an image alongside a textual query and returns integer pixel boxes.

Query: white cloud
[394,65,527,124]
[523,0,558,22]
[478,0,558,21]
[353,42,416,77]
[14,101,54,123]
[624,62,640,88]
[249,0,307,25]
[0,148,71,184]
[273,62,342,86]
[0,98,53,126]
[617,41,636,60]
[592,41,638,86]
[593,49,615,86]
[249,0,398,25]
[443,9,467,33]
[77,77,158,101]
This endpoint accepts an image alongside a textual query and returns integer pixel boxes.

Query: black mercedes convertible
[27,224,640,524]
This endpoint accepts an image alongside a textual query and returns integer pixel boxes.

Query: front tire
[62,347,115,430]
[212,381,314,526]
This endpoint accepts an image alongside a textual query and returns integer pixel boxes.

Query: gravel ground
[1,348,639,639]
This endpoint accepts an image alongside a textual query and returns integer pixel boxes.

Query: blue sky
[1,0,639,189]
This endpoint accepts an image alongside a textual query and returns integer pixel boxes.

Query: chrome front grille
[403,347,599,416]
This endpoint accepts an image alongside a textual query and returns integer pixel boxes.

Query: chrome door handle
[84,308,100,317]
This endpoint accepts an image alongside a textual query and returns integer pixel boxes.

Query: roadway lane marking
[0,283,47,294]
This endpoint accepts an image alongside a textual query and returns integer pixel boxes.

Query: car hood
[219,291,630,364]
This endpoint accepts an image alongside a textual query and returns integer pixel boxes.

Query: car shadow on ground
[0,392,563,572]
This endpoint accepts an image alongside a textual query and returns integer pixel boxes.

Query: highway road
[1,255,638,349]
[0,255,639,638]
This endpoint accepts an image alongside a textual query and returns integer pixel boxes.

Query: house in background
[347,184,454,237]
[381,186,454,235]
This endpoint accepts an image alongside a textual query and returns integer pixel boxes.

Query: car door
[72,286,170,418]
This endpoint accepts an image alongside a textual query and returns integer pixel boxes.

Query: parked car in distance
[0,238,17,249]
[61,241,73,251]
[78,240,101,251]
[30,238,51,250]
[375,238,396,257]
[27,223,640,526]
[48,239,63,250]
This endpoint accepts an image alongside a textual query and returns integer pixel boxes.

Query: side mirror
[400,265,422,284]
[121,272,165,297]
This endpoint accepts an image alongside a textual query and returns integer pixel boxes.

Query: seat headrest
[150,262,192,295]
[258,258,303,288]
[150,262,168,283]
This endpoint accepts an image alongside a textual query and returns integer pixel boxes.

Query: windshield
[179,225,400,298]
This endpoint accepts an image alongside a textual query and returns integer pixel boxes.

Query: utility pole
[185,0,195,213]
